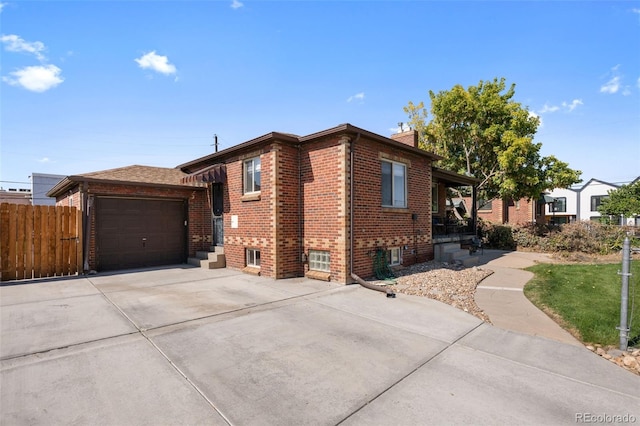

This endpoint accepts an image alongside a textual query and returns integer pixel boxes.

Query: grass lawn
[524,260,640,346]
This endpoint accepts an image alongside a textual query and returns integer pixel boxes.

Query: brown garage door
[96,197,187,271]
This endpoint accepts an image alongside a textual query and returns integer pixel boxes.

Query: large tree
[404,77,581,201]
[598,180,640,218]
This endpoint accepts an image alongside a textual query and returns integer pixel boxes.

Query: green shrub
[478,220,516,250]
[506,221,639,254]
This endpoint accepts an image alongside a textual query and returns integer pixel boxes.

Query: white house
[544,177,639,225]
[577,179,620,222]
[543,186,579,224]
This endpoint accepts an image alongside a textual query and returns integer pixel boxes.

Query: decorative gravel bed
[381,260,494,323]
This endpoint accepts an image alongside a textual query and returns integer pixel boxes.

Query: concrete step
[188,247,226,269]
[434,242,462,261]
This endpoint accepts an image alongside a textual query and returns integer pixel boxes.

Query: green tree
[598,180,640,218]
[404,78,581,201]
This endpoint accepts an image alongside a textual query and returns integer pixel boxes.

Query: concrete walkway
[474,250,584,346]
[2,265,638,425]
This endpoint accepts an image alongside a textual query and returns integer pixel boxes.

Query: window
[309,250,330,272]
[590,196,607,212]
[243,157,261,194]
[387,247,401,266]
[478,200,492,211]
[431,183,438,213]
[246,248,260,267]
[381,160,406,208]
[552,197,566,213]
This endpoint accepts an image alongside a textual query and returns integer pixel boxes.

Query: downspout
[81,181,92,273]
[349,132,395,298]
[298,144,304,275]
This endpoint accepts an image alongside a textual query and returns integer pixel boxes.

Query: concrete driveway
[2,266,639,425]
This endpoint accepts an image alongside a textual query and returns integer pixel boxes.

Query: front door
[212,183,224,246]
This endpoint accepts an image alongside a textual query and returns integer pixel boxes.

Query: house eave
[47,176,205,198]
[177,132,300,173]
[300,123,443,161]
[432,167,480,187]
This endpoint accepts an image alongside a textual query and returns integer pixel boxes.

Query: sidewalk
[474,250,584,346]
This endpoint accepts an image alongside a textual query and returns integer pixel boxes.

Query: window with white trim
[246,248,260,267]
[387,247,401,266]
[243,157,261,194]
[381,160,406,208]
[308,250,330,272]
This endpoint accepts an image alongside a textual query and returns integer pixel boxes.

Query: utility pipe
[351,273,396,298]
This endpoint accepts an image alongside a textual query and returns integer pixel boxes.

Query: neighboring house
[576,178,619,223]
[31,173,65,206]
[472,176,640,226]
[473,198,540,225]
[48,124,477,283]
[0,188,32,205]
[542,186,579,225]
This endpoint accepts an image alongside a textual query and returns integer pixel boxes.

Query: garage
[96,197,187,271]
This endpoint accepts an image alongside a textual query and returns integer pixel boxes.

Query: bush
[507,221,639,255]
[478,220,516,250]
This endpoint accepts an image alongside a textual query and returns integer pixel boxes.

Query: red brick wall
[507,199,536,224]
[223,148,275,276]
[466,197,538,225]
[56,183,208,271]
[300,136,349,282]
[274,143,302,279]
[352,136,433,280]
[473,197,504,224]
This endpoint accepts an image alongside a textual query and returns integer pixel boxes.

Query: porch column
[472,185,478,235]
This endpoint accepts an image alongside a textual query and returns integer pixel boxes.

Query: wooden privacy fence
[0,203,83,281]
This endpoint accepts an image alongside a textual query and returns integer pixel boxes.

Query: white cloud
[2,64,63,92]
[599,65,634,95]
[1,34,46,61]
[37,157,51,163]
[347,92,365,103]
[0,3,6,13]
[600,75,621,94]
[537,99,583,115]
[539,103,560,114]
[134,51,177,75]
[562,99,583,112]
[230,0,243,9]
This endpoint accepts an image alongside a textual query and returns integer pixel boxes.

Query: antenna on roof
[213,134,218,153]
[398,122,404,132]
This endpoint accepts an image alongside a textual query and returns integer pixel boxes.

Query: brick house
[49,123,478,283]
[472,198,542,225]
[179,123,479,283]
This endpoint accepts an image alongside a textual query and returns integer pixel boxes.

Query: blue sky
[1,0,639,190]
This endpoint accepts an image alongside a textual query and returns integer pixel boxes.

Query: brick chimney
[390,130,418,148]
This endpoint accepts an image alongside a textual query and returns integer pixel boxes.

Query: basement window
[309,250,330,272]
[246,248,261,267]
[387,247,401,266]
